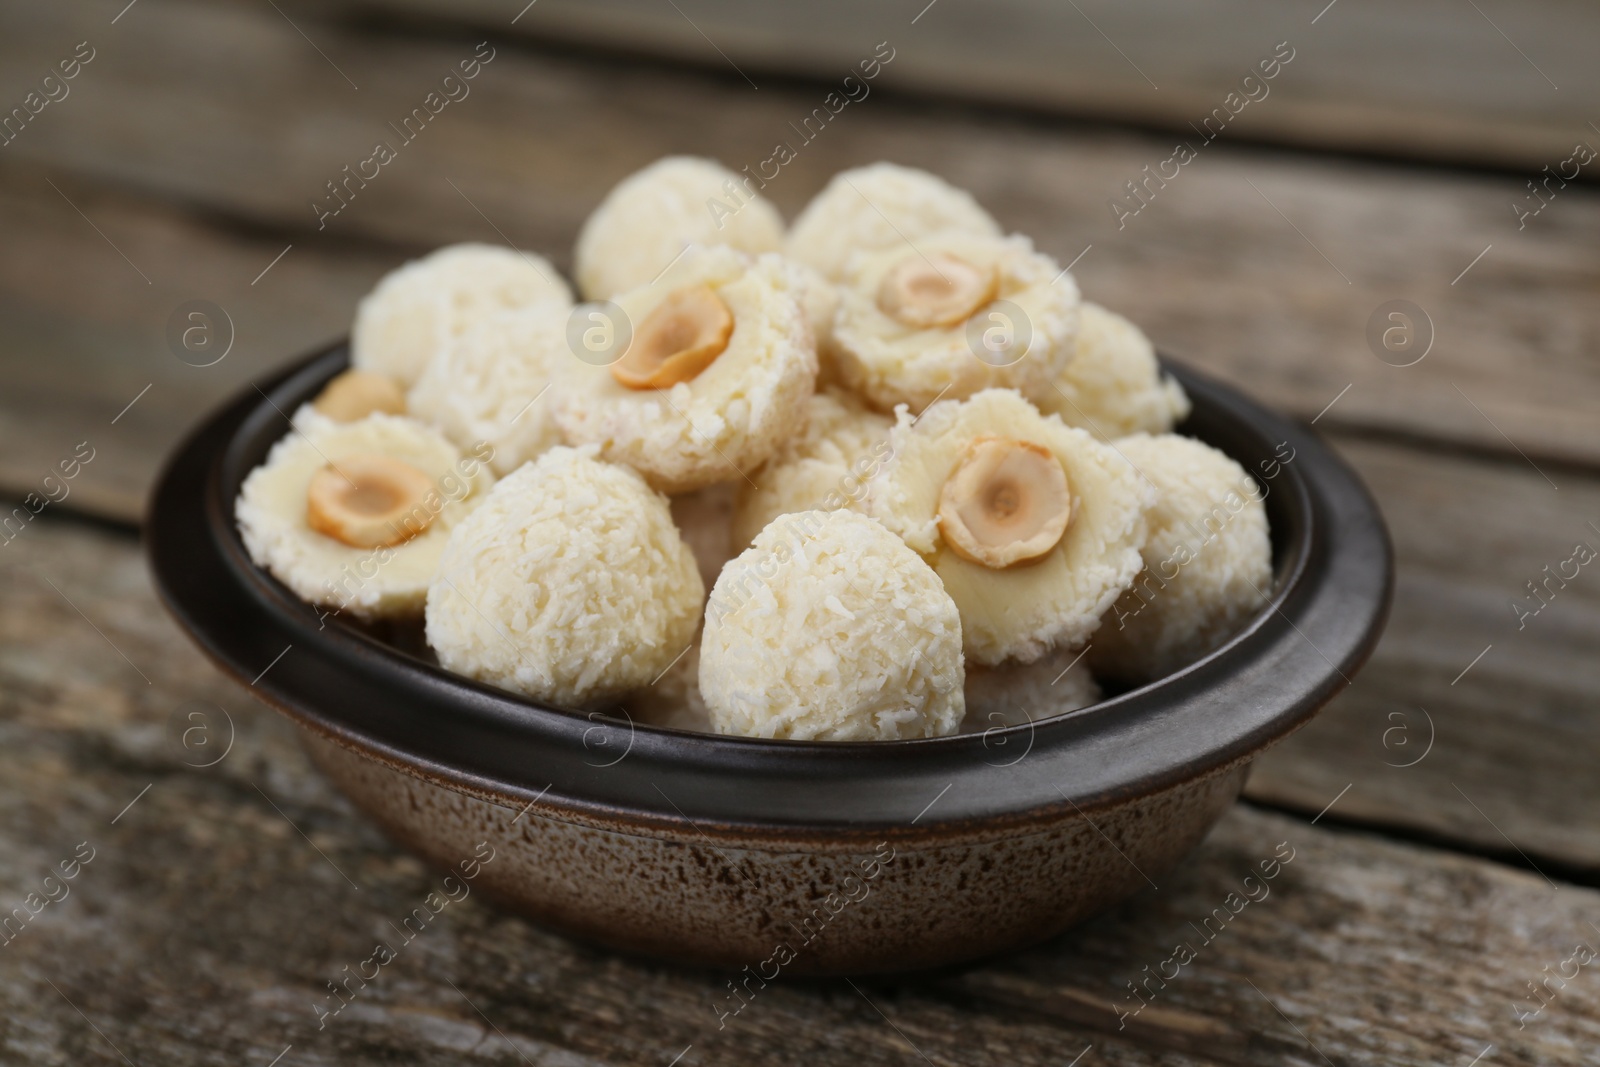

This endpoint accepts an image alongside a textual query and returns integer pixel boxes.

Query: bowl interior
[149,342,1391,835]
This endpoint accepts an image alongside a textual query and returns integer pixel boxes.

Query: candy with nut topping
[831,232,1079,413]
[310,369,407,423]
[868,388,1151,665]
[551,245,817,494]
[235,413,494,621]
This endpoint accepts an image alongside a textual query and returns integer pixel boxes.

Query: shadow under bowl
[147,342,1392,976]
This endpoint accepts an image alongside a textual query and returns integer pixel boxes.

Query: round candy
[1035,302,1190,439]
[868,389,1151,665]
[700,510,965,741]
[831,232,1079,413]
[624,634,713,734]
[962,644,1101,734]
[1089,433,1272,683]
[424,446,703,708]
[352,243,570,386]
[235,414,494,620]
[574,156,786,300]
[551,245,816,494]
[731,387,893,549]
[407,305,569,477]
[786,162,999,283]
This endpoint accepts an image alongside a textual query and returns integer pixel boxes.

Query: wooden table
[2,3,1598,1064]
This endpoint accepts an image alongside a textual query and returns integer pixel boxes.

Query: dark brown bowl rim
[146,342,1392,838]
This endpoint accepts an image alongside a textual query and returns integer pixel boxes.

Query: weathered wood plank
[354,0,1600,175]
[0,163,396,519]
[3,512,1599,1066]
[1244,434,1600,872]
[1,0,1597,480]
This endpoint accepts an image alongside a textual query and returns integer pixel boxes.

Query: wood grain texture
[0,163,397,520]
[0,0,1592,873]
[0,0,1596,507]
[3,513,1599,1067]
[1245,435,1600,873]
[351,0,1600,174]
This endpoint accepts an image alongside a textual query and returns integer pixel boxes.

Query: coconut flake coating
[731,388,893,549]
[574,156,786,301]
[785,163,1001,283]
[551,246,817,494]
[700,510,965,741]
[869,389,1152,665]
[407,305,568,477]
[425,447,703,708]
[352,243,571,387]
[1036,302,1191,439]
[961,645,1100,734]
[832,232,1079,413]
[1089,434,1271,683]
[235,414,494,621]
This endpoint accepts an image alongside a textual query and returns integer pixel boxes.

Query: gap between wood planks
[72,166,441,265]
[1239,796,1600,891]
[1306,419,1600,491]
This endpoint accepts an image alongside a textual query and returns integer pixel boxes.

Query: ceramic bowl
[148,342,1391,976]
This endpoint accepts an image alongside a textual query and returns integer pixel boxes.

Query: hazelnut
[937,436,1071,568]
[311,369,407,422]
[611,284,735,390]
[876,252,998,329]
[306,453,437,548]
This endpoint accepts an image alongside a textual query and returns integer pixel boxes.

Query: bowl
[147,341,1391,976]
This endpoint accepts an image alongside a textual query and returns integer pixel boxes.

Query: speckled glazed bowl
[148,343,1391,976]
